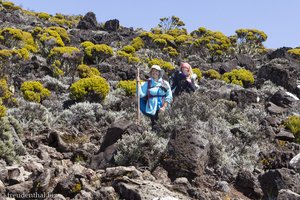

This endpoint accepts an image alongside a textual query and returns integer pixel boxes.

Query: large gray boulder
[161,129,210,181]
[258,168,300,198]
[257,62,300,98]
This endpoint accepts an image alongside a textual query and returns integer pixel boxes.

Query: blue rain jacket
[139,78,172,116]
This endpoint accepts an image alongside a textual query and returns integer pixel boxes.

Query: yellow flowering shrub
[0,104,6,118]
[38,12,51,20]
[80,41,94,49]
[203,69,221,80]
[70,76,110,102]
[84,44,113,64]
[192,68,202,79]
[77,64,100,78]
[0,28,38,52]
[131,37,144,51]
[222,69,254,87]
[48,46,82,77]
[21,81,51,103]
[148,58,175,72]
[117,80,136,96]
[284,115,300,143]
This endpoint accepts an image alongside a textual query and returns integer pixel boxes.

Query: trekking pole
[137,67,140,123]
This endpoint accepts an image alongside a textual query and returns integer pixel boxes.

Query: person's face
[182,68,189,76]
[151,69,160,79]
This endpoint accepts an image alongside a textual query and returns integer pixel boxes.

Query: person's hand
[186,78,191,83]
[160,106,166,112]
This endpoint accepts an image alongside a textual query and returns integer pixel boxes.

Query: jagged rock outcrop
[77,12,99,30]
[104,19,120,32]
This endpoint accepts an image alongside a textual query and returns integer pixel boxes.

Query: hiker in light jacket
[138,65,172,127]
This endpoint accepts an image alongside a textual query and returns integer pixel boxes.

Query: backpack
[169,70,180,93]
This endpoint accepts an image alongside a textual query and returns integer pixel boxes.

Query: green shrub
[0,28,38,52]
[48,46,80,58]
[154,33,175,41]
[21,81,51,103]
[0,49,12,60]
[22,10,37,16]
[0,116,25,164]
[49,17,71,27]
[117,80,136,96]
[203,69,221,80]
[80,41,94,49]
[48,46,82,76]
[139,32,154,40]
[47,26,70,43]
[167,28,187,37]
[235,29,267,44]
[39,28,64,46]
[175,34,190,44]
[114,131,168,170]
[287,49,300,59]
[284,115,300,143]
[14,48,30,60]
[38,12,51,20]
[84,44,113,64]
[70,76,110,102]
[0,104,6,118]
[77,64,100,78]
[222,68,254,87]
[0,79,12,102]
[117,50,140,64]
[192,68,202,79]
[131,37,144,51]
[2,1,20,10]
[122,45,135,54]
[163,46,178,57]
[148,58,175,72]
[117,50,130,58]
[128,56,140,63]
[51,60,64,77]
[54,13,64,19]
[0,48,29,66]
[193,29,231,62]
[153,38,167,49]
[0,120,16,163]
[36,27,67,54]
[0,49,30,82]
[234,29,268,57]
[157,16,185,33]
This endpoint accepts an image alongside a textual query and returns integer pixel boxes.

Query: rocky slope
[0,1,300,200]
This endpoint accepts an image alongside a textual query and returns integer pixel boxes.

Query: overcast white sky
[9,0,300,49]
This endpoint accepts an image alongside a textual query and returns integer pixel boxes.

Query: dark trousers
[150,110,159,127]
[144,110,159,127]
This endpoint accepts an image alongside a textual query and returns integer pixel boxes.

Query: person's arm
[137,80,148,98]
[186,76,197,92]
[189,80,197,92]
[160,81,172,111]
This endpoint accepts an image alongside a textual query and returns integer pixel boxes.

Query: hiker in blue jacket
[138,65,172,127]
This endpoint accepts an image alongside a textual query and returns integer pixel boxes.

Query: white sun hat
[150,65,162,71]
[149,65,165,79]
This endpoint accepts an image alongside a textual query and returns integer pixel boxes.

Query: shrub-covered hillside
[0,1,300,199]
